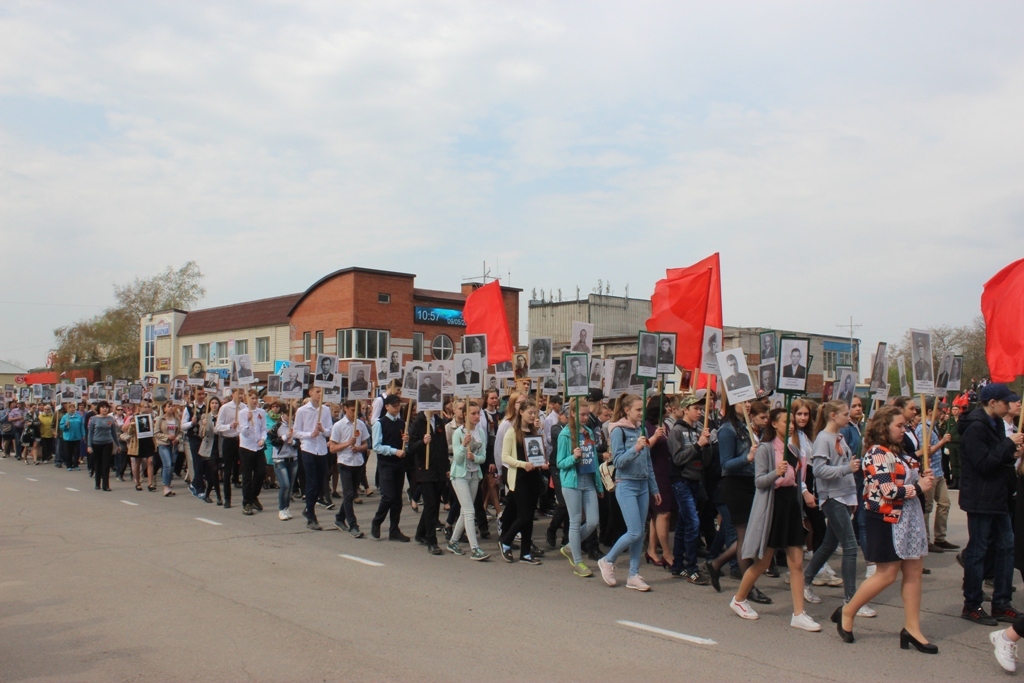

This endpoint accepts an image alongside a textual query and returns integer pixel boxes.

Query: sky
[2,1,1023,373]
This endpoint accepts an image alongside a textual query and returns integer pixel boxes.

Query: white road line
[66,487,79,492]
[339,554,384,567]
[120,500,139,506]
[25,477,38,482]
[195,518,222,526]
[617,620,717,646]
[0,470,6,474]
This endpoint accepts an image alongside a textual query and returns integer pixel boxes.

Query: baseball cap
[679,395,702,409]
[383,394,402,407]
[979,383,1021,404]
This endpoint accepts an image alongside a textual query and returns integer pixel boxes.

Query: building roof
[413,288,466,303]
[0,359,27,374]
[287,267,417,316]
[177,294,302,337]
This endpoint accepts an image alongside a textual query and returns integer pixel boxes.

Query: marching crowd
[4,378,1024,673]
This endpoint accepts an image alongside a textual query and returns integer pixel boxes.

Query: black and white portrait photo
[453,353,481,397]
[314,354,337,388]
[348,363,371,400]
[486,374,500,393]
[609,358,633,396]
[376,358,389,382]
[570,322,594,354]
[700,326,722,375]
[234,354,255,384]
[203,372,220,391]
[948,356,963,392]
[657,333,677,375]
[716,348,756,404]
[869,342,888,393]
[542,369,560,396]
[188,359,206,385]
[897,356,911,396]
[910,329,934,394]
[636,331,659,379]
[935,351,954,392]
[524,435,546,467]
[280,367,305,399]
[153,385,169,403]
[494,360,513,378]
[267,374,281,397]
[760,331,777,364]
[679,369,692,392]
[135,414,153,439]
[462,334,487,359]
[758,362,777,394]
[75,377,88,392]
[589,358,604,389]
[528,338,553,377]
[513,353,529,379]
[128,384,144,404]
[416,371,443,410]
[778,337,809,393]
[402,363,425,399]
[564,353,589,397]
[836,368,856,406]
[388,350,402,378]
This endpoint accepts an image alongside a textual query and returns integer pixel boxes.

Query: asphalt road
[0,458,1016,682]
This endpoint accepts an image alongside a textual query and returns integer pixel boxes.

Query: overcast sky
[2,1,1022,372]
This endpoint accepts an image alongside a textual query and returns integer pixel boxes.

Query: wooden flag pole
[425,410,432,470]
[658,374,665,427]
[918,394,929,471]
[702,375,713,431]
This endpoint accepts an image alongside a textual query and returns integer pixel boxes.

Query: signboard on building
[156,358,171,371]
[414,307,465,327]
[153,319,172,337]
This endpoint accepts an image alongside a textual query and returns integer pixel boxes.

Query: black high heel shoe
[831,606,854,644]
[900,629,938,654]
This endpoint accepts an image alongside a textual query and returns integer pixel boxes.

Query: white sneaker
[597,558,617,587]
[791,611,821,632]
[784,571,791,585]
[865,564,876,579]
[278,510,288,520]
[626,574,651,592]
[856,604,877,618]
[812,570,829,586]
[824,564,844,586]
[991,629,1018,673]
[730,597,759,620]
[803,586,822,604]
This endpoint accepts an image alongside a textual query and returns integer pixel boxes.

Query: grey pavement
[0,459,1016,682]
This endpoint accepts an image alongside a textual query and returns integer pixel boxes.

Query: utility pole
[837,316,863,379]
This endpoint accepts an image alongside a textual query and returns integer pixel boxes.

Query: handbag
[599,460,616,492]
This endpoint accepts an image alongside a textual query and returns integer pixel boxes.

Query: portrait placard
[279,366,305,400]
[570,322,594,355]
[484,374,501,395]
[947,356,963,392]
[588,358,604,390]
[935,351,955,393]
[204,372,222,392]
[716,348,756,404]
[527,338,553,378]
[873,382,891,402]
[835,368,857,406]
[822,381,835,402]
[759,331,777,364]
[75,377,88,393]
[313,354,338,389]
[402,362,427,399]
[656,333,677,375]
[607,358,633,398]
[462,334,487,359]
[383,350,402,380]
[513,352,529,379]
[134,413,154,439]
[494,359,514,378]
[416,371,444,411]
[153,385,169,404]
[266,374,281,397]
[542,369,561,396]
[909,329,934,395]
[679,369,693,392]
[128,384,144,404]
[869,342,888,393]
[187,359,206,385]
[700,326,722,376]
[636,331,659,379]
[757,362,777,394]
[897,356,910,397]
[347,363,372,400]
[453,353,482,397]
[777,336,810,393]
[524,435,546,467]
[564,353,589,398]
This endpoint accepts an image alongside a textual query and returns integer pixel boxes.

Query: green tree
[52,262,205,380]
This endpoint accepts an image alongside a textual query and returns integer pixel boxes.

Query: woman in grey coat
[729,407,820,632]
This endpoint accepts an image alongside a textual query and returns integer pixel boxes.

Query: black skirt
[766,485,805,549]
[720,476,755,526]
[863,511,899,564]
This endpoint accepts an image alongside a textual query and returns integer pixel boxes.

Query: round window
[431,334,454,361]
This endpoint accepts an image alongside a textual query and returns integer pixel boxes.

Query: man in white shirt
[543,395,563,451]
[214,388,245,509]
[294,387,333,530]
[329,400,369,537]
[237,389,268,516]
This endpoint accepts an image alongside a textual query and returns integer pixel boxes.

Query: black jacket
[958,407,1018,514]
[409,413,448,482]
[667,419,710,482]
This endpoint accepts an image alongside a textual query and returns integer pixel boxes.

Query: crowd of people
[3,376,1024,673]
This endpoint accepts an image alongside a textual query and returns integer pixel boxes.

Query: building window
[215,341,229,365]
[431,334,454,360]
[256,337,270,363]
[198,343,210,363]
[181,345,192,366]
[234,339,248,356]
[378,293,391,304]
[316,331,324,354]
[336,329,389,360]
[303,332,311,361]
[143,325,155,373]
[412,332,423,361]
[823,348,853,377]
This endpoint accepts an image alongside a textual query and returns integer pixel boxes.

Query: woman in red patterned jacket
[833,406,936,653]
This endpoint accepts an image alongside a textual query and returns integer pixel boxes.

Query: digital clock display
[414,306,465,327]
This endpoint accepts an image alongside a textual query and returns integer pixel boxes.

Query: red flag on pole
[646,267,713,371]
[982,258,1024,383]
[462,280,514,367]
[667,253,722,328]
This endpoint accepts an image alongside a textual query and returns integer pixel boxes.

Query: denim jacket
[719,420,755,477]
[608,421,659,495]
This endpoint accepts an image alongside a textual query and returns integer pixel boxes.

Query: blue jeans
[274,458,298,511]
[804,498,859,601]
[563,484,599,564]
[670,479,701,575]
[157,445,174,487]
[604,478,650,577]
[963,511,1014,610]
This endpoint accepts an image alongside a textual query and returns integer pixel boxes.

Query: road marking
[0,470,6,474]
[195,518,222,526]
[617,620,717,646]
[66,487,79,492]
[25,477,38,482]
[339,554,384,567]
[120,500,139,506]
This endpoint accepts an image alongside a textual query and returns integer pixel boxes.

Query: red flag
[646,268,712,371]
[462,280,514,367]
[667,253,722,328]
[982,258,1024,382]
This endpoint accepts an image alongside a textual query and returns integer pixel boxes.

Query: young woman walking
[499,398,546,565]
[197,396,223,504]
[449,400,490,560]
[557,397,604,577]
[154,402,180,497]
[597,394,663,591]
[730,407,820,632]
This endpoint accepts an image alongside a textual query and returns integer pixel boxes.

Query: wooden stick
[425,410,432,470]
[740,400,756,444]
[658,374,665,427]
[702,375,713,430]
[404,399,414,437]
[918,394,929,471]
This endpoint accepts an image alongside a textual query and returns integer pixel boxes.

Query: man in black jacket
[409,411,449,555]
[959,384,1024,625]
[667,395,712,586]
